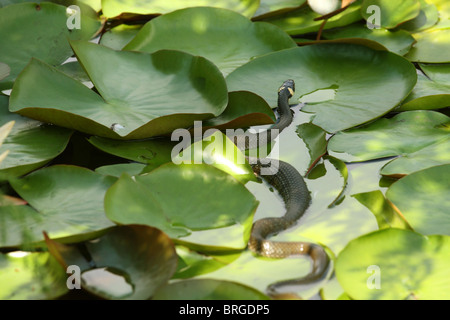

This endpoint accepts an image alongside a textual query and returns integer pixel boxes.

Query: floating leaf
[328,110,449,162]
[262,0,362,36]
[226,44,417,133]
[95,163,147,177]
[46,225,178,300]
[0,251,68,299]
[100,24,142,50]
[124,7,296,77]
[10,41,228,139]
[386,164,450,236]
[361,0,421,29]
[405,29,450,63]
[104,163,258,250]
[400,0,439,32]
[0,95,72,177]
[2,165,116,247]
[253,0,307,19]
[101,0,260,18]
[153,279,269,300]
[353,190,410,229]
[381,137,450,177]
[336,228,450,300]
[323,22,415,55]
[0,2,100,89]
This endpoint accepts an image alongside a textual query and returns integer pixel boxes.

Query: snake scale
[232,80,330,297]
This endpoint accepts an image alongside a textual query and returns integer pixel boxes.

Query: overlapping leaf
[227,44,417,133]
[124,7,297,76]
[10,41,228,139]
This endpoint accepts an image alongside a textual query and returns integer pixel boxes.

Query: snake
[231,80,330,298]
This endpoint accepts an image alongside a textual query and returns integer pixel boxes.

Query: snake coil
[232,80,330,298]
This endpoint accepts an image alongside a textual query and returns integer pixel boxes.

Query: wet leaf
[361,0,421,29]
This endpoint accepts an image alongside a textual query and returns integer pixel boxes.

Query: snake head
[278,79,295,98]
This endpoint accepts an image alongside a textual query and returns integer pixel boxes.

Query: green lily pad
[0,96,73,177]
[202,91,276,130]
[101,0,260,18]
[100,24,142,50]
[10,41,228,139]
[253,0,307,19]
[353,190,411,229]
[336,228,450,299]
[386,164,450,236]
[172,131,257,183]
[323,22,416,55]
[0,2,100,89]
[428,0,450,29]
[0,251,68,299]
[361,0,421,29]
[2,165,116,247]
[89,136,177,170]
[95,163,147,177]
[400,0,439,32]
[261,0,363,36]
[226,44,417,133]
[398,73,450,111]
[153,279,269,300]
[124,7,296,77]
[381,137,450,177]
[57,61,91,83]
[46,225,178,300]
[104,163,258,250]
[0,62,10,81]
[328,110,449,162]
[405,28,450,63]
[296,122,328,170]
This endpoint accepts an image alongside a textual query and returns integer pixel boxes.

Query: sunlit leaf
[336,228,450,300]
[386,164,450,236]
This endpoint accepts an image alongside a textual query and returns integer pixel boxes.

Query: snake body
[231,80,329,296]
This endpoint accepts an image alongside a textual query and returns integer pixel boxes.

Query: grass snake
[232,80,330,298]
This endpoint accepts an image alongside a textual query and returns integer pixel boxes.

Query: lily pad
[88,136,177,170]
[386,164,450,236]
[46,225,178,300]
[124,7,297,77]
[322,22,416,55]
[2,165,116,247]
[336,228,450,299]
[226,44,417,133]
[104,163,258,250]
[154,279,269,300]
[380,137,450,177]
[0,95,73,177]
[361,0,421,29]
[253,0,307,19]
[202,91,276,130]
[405,28,450,63]
[0,2,100,89]
[398,70,450,111]
[100,24,142,50]
[400,0,439,32]
[353,190,411,229]
[10,41,228,139]
[0,62,10,81]
[261,0,363,36]
[0,251,68,299]
[101,0,260,18]
[95,163,147,177]
[328,110,449,162]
